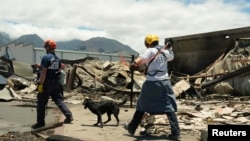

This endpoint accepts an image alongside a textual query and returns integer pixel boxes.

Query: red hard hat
[44,39,57,49]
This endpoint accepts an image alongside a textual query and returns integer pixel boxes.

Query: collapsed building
[0,27,250,140]
[167,27,250,98]
[1,26,250,99]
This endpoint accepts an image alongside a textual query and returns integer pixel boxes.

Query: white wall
[1,42,132,65]
[0,42,34,64]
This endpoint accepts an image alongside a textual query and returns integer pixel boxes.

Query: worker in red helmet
[32,39,73,129]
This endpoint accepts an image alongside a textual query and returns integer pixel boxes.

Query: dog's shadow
[80,124,120,128]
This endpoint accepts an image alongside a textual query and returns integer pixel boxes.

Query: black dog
[83,98,120,128]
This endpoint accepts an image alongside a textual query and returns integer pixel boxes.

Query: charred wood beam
[178,72,229,80]
[183,100,250,105]
[103,81,140,94]
[61,57,97,66]
[65,65,77,92]
[74,73,82,88]
[31,122,64,133]
[201,65,250,88]
[65,69,70,91]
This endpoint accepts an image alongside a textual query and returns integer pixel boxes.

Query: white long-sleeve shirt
[139,45,174,81]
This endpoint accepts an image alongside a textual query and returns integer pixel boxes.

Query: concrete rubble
[0,38,250,140]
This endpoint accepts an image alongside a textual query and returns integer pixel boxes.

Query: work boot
[31,123,45,129]
[166,133,181,141]
[123,122,136,136]
[64,116,73,123]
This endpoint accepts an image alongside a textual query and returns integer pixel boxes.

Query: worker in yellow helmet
[124,34,180,140]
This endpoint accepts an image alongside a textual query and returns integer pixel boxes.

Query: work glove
[37,84,44,94]
[165,38,174,48]
[129,61,139,71]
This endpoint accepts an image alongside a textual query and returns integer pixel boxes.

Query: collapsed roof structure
[0,27,250,141]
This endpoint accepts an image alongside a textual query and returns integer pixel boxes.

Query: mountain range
[0,32,138,55]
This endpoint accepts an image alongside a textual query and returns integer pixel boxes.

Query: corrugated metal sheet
[12,61,34,80]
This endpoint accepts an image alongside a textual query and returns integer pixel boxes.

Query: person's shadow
[124,134,179,141]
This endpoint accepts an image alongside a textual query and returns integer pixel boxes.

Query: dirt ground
[55,103,201,141]
[0,100,201,141]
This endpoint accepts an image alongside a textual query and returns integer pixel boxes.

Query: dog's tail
[100,95,128,106]
[117,95,128,106]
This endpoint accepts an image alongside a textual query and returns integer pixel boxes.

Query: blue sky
[0,0,249,53]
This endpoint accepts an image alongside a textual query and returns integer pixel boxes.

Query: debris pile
[0,56,143,105]
[140,99,250,136]
[0,38,250,141]
[201,39,250,96]
[171,38,250,98]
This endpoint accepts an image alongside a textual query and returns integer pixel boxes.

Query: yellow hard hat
[144,34,159,46]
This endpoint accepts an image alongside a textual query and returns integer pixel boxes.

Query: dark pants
[36,80,72,124]
[166,112,180,135]
[129,110,180,135]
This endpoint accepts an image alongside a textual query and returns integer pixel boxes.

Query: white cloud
[0,0,249,53]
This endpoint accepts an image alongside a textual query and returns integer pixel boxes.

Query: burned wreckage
[168,27,250,98]
[0,27,250,140]
[2,38,249,103]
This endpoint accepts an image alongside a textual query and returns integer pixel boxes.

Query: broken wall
[167,26,250,75]
[203,39,250,96]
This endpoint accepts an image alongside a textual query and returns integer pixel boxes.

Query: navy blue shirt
[40,52,61,80]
